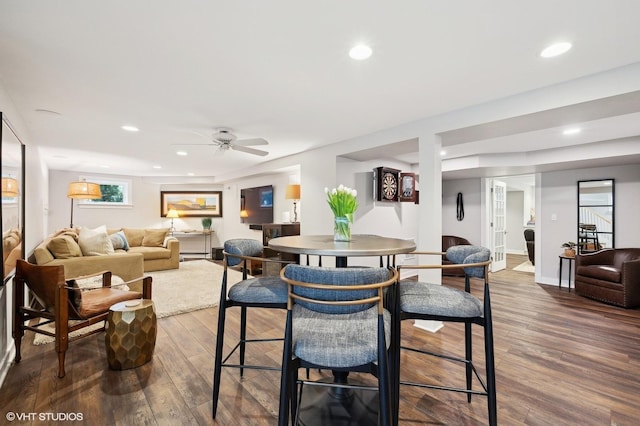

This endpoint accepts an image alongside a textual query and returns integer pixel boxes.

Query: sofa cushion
[78,225,114,256]
[123,228,145,247]
[109,230,130,251]
[48,235,83,259]
[129,246,171,260]
[142,229,168,247]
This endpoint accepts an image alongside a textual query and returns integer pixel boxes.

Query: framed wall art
[161,191,223,218]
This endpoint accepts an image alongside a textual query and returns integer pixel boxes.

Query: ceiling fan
[174,127,269,156]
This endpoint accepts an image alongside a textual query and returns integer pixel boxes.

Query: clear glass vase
[334,216,351,242]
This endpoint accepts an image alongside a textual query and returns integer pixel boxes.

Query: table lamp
[167,209,179,234]
[285,184,300,223]
[67,179,102,228]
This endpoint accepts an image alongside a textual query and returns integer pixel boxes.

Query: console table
[172,230,213,258]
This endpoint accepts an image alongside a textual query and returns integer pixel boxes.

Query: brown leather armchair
[442,235,471,276]
[575,248,640,308]
[13,259,152,377]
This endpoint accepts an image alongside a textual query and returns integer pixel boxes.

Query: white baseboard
[506,249,527,255]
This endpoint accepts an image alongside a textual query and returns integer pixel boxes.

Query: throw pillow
[47,235,83,259]
[123,228,145,247]
[142,229,168,247]
[109,230,130,251]
[78,225,114,256]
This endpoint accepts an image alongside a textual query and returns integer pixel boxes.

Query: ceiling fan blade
[188,130,210,139]
[170,143,215,147]
[233,138,269,147]
[231,145,269,156]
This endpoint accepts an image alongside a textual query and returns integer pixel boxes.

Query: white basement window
[78,176,133,208]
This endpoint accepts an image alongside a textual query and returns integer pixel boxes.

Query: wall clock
[374,167,400,202]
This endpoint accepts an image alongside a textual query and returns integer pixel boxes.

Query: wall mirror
[577,179,614,254]
[1,112,26,284]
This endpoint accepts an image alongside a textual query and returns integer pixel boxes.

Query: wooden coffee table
[105,299,157,370]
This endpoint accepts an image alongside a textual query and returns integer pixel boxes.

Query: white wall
[442,178,482,244]
[538,163,640,286]
[336,157,419,268]
[442,164,640,285]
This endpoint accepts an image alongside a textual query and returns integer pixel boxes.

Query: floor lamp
[285,184,301,223]
[67,180,102,228]
[1,177,19,198]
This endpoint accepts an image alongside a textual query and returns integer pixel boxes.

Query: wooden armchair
[13,259,152,378]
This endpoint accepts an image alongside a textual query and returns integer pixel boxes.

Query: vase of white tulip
[325,185,358,242]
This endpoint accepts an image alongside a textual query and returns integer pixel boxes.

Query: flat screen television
[241,185,273,224]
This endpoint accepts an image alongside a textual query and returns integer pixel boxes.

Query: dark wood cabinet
[262,223,300,270]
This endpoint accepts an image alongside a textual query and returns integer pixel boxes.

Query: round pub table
[105,299,157,370]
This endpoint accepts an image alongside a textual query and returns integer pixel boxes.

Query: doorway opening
[485,174,536,274]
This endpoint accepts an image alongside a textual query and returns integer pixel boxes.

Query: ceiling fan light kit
[172,127,269,157]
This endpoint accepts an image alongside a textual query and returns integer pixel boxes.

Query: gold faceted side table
[105,299,157,370]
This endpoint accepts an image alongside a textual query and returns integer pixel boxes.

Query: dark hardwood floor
[2,254,639,425]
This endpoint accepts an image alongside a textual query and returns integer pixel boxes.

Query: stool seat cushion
[292,304,390,368]
[228,276,288,304]
[400,280,483,318]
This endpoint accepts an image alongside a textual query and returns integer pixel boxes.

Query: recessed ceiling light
[121,125,139,132]
[152,165,162,169]
[563,127,581,135]
[440,150,447,156]
[349,44,372,60]
[187,172,195,176]
[176,151,188,156]
[99,164,110,168]
[540,42,572,58]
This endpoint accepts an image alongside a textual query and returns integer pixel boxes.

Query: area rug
[513,260,535,273]
[32,260,247,345]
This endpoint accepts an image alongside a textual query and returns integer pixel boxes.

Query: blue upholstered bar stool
[392,245,496,426]
[212,239,292,418]
[278,265,398,426]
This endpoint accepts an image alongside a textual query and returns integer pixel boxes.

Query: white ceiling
[2,1,640,181]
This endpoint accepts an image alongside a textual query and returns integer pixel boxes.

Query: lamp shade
[67,181,102,199]
[166,208,180,218]
[240,209,249,218]
[285,184,300,200]
[1,177,19,197]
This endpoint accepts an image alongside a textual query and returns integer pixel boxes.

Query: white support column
[414,132,444,332]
